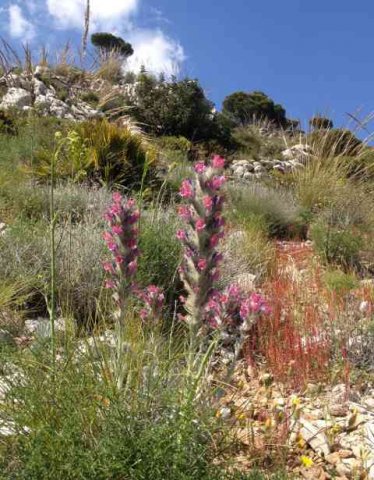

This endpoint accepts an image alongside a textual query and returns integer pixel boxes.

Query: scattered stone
[299,418,330,456]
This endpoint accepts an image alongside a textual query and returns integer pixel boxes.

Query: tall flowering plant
[103,192,164,324]
[177,155,226,332]
[177,155,270,361]
[103,192,140,320]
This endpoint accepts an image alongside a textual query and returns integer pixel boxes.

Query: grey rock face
[0,88,32,109]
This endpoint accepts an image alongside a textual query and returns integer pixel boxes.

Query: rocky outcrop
[0,67,100,121]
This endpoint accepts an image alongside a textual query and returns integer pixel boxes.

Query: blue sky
[1,0,374,129]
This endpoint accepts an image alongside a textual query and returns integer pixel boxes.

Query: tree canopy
[222,90,288,127]
[91,32,134,58]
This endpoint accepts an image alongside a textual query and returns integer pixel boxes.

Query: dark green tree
[91,32,134,58]
[222,90,288,127]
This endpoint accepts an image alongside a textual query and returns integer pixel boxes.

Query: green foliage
[91,32,134,58]
[306,128,362,158]
[80,91,100,106]
[157,135,192,153]
[228,184,307,239]
[222,91,288,127]
[0,110,17,135]
[137,211,183,309]
[0,327,217,480]
[0,186,111,322]
[28,119,156,189]
[123,74,220,142]
[310,222,363,270]
[340,149,374,180]
[309,115,334,130]
[323,268,358,294]
[232,122,285,160]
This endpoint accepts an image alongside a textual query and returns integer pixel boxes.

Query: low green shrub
[227,183,307,239]
[0,213,108,323]
[137,210,183,308]
[306,128,362,158]
[157,135,192,153]
[310,222,363,270]
[323,268,359,294]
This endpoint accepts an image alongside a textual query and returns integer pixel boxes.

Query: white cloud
[46,0,139,29]
[127,29,185,76]
[8,4,36,41]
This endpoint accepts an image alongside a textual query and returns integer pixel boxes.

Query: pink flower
[128,260,137,275]
[115,255,124,265]
[103,231,113,242]
[103,262,115,273]
[211,175,226,190]
[109,204,121,216]
[176,229,187,241]
[211,155,225,169]
[112,192,122,203]
[194,162,206,174]
[240,299,250,319]
[112,225,123,235]
[179,180,194,199]
[105,279,115,289]
[195,218,206,231]
[210,234,220,248]
[107,242,118,252]
[203,195,213,211]
[197,258,207,271]
[126,198,136,208]
[177,205,192,221]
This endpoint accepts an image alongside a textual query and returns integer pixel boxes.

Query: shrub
[137,210,182,310]
[76,119,157,188]
[123,74,218,141]
[222,91,288,127]
[0,333,218,480]
[157,136,192,153]
[220,218,276,285]
[310,221,363,270]
[306,128,362,158]
[309,115,334,130]
[323,269,358,294]
[0,110,17,135]
[227,183,307,239]
[0,211,109,323]
[80,91,100,107]
[29,120,157,189]
[232,122,285,160]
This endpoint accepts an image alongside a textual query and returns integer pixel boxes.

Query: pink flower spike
[194,161,206,174]
[211,155,225,169]
[179,180,194,199]
[195,218,206,231]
